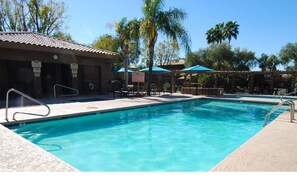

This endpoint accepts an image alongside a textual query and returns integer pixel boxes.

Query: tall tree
[0,0,25,31]
[140,45,151,67]
[258,53,269,71]
[206,22,224,44]
[52,31,73,41]
[0,0,67,35]
[232,47,255,71]
[206,28,216,44]
[206,21,239,45]
[92,34,119,52]
[140,0,191,95]
[155,40,179,65]
[223,21,239,44]
[27,0,66,35]
[214,22,224,44]
[186,43,255,71]
[258,53,281,71]
[207,43,233,70]
[279,42,297,69]
[115,17,140,88]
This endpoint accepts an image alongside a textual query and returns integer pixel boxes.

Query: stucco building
[0,32,118,100]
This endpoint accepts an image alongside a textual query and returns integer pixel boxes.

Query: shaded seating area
[179,64,224,96]
[110,80,123,97]
[177,65,297,96]
[111,81,145,98]
[110,64,297,97]
[121,84,138,98]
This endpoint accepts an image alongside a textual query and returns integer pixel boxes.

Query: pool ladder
[273,90,297,101]
[53,84,79,98]
[5,88,51,121]
[264,100,295,127]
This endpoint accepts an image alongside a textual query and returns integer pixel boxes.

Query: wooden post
[292,72,296,92]
[189,73,192,93]
[248,73,254,94]
[270,72,275,94]
[171,71,175,93]
[214,73,218,88]
[230,73,235,93]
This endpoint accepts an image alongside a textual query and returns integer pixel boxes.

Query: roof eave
[0,41,119,61]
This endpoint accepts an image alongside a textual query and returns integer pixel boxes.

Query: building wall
[0,48,115,99]
[0,61,8,99]
[0,60,34,100]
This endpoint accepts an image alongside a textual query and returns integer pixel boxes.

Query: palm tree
[206,22,224,44]
[115,17,140,88]
[140,0,191,95]
[214,22,225,44]
[223,21,239,44]
[206,28,216,44]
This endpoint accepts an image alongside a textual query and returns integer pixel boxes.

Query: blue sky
[62,0,297,60]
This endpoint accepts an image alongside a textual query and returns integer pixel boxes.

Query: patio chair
[278,88,288,95]
[121,84,137,98]
[111,80,123,97]
[151,84,160,95]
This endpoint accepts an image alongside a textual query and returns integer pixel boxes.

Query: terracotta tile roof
[0,32,117,56]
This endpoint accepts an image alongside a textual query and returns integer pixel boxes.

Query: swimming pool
[10,99,285,171]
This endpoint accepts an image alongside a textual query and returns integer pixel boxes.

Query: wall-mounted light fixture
[70,63,78,78]
[31,60,42,77]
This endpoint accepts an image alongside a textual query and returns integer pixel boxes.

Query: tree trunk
[21,2,28,31]
[147,44,155,96]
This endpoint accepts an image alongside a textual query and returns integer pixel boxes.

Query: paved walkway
[211,108,297,171]
[0,93,297,171]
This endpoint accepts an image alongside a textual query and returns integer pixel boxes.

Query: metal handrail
[264,100,295,127]
[53,84,79,98]
[280,91,297,101]
[5,88,51,121]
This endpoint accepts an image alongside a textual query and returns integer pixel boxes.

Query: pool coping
[210,101,297,171]
[0,93,296,171]
[1,95,200,126]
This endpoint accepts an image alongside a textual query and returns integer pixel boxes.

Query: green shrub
[163,82,171,91]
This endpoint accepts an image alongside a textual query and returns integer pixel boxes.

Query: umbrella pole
[171,71,175,93]
[158,75,161,91]
[124,63,128,89]
[190,73,192,93]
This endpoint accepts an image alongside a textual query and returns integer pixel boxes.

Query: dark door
[42,63,57,97]
[7,61,34,96]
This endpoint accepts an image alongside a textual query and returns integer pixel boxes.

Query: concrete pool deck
[0,93,296,171]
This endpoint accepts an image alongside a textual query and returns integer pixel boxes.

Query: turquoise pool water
[10,99,285,171]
